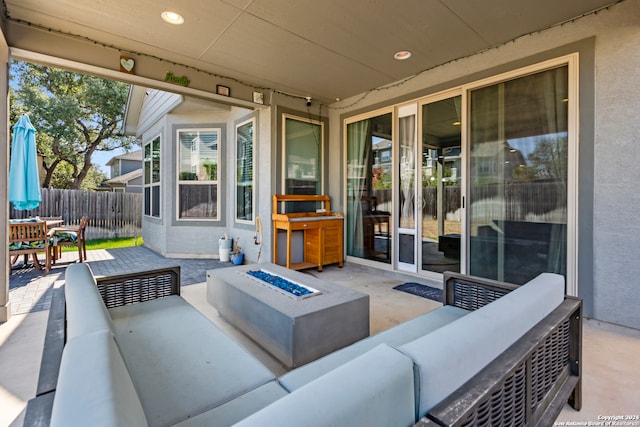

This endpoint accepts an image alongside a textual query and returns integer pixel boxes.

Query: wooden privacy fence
[372,180,565,223]
[10,188,142,239]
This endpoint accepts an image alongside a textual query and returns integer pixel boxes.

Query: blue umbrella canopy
[9,114,42,211]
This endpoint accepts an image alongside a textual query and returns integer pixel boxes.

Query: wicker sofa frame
[25,267,580,426]
[24,266,181,426]
[414,272,582,427]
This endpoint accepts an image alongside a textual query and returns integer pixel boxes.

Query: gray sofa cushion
[235,344,416,427]
[64,263,115,340]
[279,305,469,391]
[400,272,565,417]
[173,381,289,427]
[50,330,147,427]
[109,295,276,427]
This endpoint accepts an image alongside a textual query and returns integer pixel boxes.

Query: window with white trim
[177,128,220,220]
[236,118,255,222]
[143,135,161,218]
[283,114,323,195]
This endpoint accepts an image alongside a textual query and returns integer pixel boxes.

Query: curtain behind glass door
[469,66,568,284]
[346,113,392,264]
[398,114,416,266]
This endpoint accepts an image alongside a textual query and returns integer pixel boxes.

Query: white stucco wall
[247,106,274,263]
[163,109,231,258]
[329,0,640,329]
[139,118,166,255]
[138,99,274,262]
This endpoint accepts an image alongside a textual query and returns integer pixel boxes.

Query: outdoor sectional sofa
[27,263,582,427]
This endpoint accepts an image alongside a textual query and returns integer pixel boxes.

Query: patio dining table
[8,218,64,228]
[44,219,63,228]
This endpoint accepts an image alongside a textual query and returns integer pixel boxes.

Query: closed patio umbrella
[9,114,41,211]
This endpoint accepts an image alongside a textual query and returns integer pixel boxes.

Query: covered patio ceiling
[2,0,621,103]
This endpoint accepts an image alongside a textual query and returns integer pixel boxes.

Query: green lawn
[59,236,143,252]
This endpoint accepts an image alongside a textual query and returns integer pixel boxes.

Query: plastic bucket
[219,238,232,249]
[219,248,231,262]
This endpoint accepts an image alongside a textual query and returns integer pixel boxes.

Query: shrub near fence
[10,188,142,239]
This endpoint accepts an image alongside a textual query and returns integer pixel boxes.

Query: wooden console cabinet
[272,194,344,271]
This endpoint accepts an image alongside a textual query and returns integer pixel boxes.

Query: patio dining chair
[48,216,89,263]
[9,219,52,273]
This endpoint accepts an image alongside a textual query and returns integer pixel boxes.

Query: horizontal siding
[138,89,182,136]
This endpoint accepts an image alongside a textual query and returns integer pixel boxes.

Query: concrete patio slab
[556,319,640,424]
[1,246,639,426]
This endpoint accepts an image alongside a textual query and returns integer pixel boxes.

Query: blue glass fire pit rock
[247,270,313,297]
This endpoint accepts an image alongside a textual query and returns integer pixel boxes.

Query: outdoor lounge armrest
[95,266,180,309]
[414,296,582,427]
[24,266,180,426]
[443,272,519,311]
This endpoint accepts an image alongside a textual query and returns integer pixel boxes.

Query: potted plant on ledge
[231,238,244,265]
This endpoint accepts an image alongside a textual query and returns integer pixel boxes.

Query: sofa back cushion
[400,272,564,418]
[64,263,115,340]
[50,330,148,427]
[279,305,469,392]
[172,381,289,427]
[234,344,416,427]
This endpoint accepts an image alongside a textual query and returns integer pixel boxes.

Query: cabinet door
[322,222,342,265]
[304,228,321,264]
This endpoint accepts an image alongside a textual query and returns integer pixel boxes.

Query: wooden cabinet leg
[317,227,324,272]
[286,230,292,269]
[338,223,344,267]
[273,225,279,265]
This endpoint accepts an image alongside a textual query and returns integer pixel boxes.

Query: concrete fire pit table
[207,262,370,368]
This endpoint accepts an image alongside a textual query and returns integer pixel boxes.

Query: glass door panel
[421,96,462,274]
[346,112,393,264]
[397,104,417,272]
[468,66,568,284]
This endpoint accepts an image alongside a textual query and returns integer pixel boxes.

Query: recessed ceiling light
[161,11,184,25]
[394,50,412,60]
[452,121,461,126]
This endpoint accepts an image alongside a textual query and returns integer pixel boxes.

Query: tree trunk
[43,159,62,188]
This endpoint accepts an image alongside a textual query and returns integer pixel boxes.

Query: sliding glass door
[420,95,463,274]
[344,57,575,291]
[468,65,569,284]
[346,112,393,264]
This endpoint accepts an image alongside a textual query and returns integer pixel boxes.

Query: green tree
[49,161,107,190]
[527,136,568,179]
[512,136,568,181]
[9,60,137,189]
